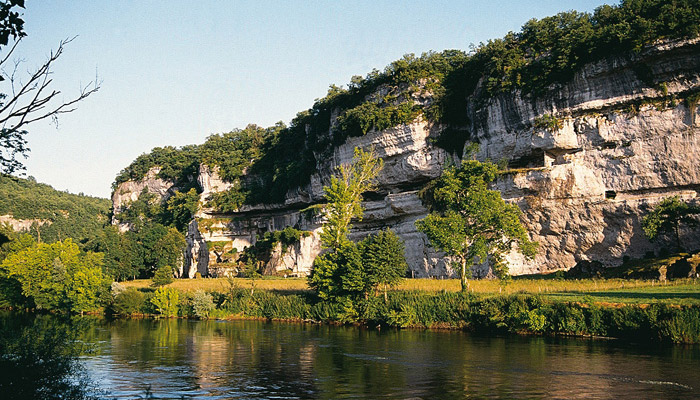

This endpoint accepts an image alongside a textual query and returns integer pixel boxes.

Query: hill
[0,175,111,243]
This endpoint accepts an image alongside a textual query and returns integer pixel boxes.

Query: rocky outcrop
[111,168,176,230]
[0,214,51,232]
[112,37,700,278]
[181,219,209,278]
[473,37,700,274]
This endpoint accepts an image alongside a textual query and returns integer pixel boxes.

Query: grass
[121,277,700,305]
[542,282,700,306]
[121,277,310,293]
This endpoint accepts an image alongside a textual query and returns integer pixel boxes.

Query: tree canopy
[416,157,537,291]
[319,147,384,249]
[0,238,106,313]
[642,196,700,251]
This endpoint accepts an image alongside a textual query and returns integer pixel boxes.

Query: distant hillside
[0,176,111,243]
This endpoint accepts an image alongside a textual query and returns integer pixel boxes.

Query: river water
[68,318,700,399]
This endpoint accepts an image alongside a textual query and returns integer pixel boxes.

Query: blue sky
[15,0,610,198]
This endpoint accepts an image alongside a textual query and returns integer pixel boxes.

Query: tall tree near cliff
[0,0,99,174]
[318,147,384,249]
[642,196,700,252]
[309,147,383,300]
[416,152,537,291]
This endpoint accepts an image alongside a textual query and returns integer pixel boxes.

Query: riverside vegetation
[0,0,699,345]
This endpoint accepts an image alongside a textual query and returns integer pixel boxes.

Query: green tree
[359,229,408,301]
[126,223,185,278]
[164,187,200,232]
[309,147,383,300]
[151,264,174,287]
[85,226,139,281]
[152,227,186,273]
[150,287,179,317]
[416,157,537,291]
[0,239,105,313]
[308,241,364,301]
[642,196,700,251]
[319,147,384,249]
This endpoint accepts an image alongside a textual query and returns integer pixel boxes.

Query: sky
[12,0,611,198]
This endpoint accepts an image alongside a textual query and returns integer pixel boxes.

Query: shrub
[191,290,215,319]
[657,307,700,344]
[387,304,418,328]
[150,287,179,317]
[533,114,562,132]
[112,288,146,315]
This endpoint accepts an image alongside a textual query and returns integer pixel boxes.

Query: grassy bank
[121,277,700,305]
[113,278,700,344]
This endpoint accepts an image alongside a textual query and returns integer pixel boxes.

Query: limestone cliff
[111,37,700,278]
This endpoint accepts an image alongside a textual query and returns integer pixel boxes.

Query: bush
[150,287,179,317]
[191,290,215,319]
[657,307,700,344]
[112,288,146,315]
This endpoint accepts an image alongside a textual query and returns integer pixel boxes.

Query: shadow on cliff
[581,204,653,267]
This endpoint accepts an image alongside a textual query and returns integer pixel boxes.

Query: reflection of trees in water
[90,319,700,399]
[0,312,96,400]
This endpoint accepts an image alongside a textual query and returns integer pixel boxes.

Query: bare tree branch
[0,36,100,174]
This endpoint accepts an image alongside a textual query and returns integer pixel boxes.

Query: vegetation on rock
[114,0,700,219]
[642,196,700,251]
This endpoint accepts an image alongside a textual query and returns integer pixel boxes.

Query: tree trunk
[460,258,468,292]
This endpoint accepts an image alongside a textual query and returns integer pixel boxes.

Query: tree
[0,1,100,174]
[164,188,200,232]
[151,264,174,287]
[150,287,179,317]
[0,238,105,313]
[359,229,407,301]
[308,240,364,301]
[642,196,700,252]
[416,157,537,291]
[309,147,383,299]
[319,147,384,249]
[84,226,139,281]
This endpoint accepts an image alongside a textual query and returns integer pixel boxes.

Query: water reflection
[0,312,96,400]
[76,318,700,399]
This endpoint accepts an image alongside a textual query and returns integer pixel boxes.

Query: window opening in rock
[605,190,617,199]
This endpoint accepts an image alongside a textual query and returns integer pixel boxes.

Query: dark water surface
[75,318,700,399]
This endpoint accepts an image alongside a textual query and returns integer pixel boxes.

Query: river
[67,318,699,399]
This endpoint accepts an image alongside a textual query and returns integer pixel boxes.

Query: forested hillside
[0,176,110,243]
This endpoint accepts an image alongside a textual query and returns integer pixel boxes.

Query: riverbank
[111,279,700,344]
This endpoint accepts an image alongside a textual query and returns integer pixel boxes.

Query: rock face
[0,214,51,232]
[111,37,700,278]
[111,168,176,230]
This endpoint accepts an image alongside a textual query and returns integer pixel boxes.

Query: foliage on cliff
[0,175,110,243]
[114,0,700,213]
[642,196,700,251]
